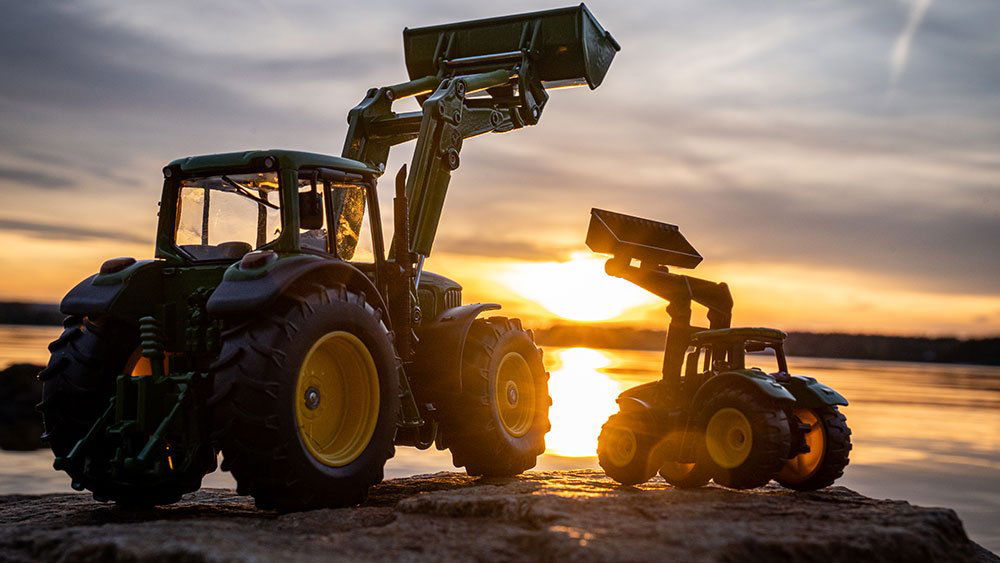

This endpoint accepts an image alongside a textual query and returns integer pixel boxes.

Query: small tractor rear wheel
[212,284,399,511]
[777,406,851,491]
[655,429,711,488]
[442,317,550,477]
[696,387,790,489]
[39,316,200,506]
[597,411,662,486]
[659,461,710,488]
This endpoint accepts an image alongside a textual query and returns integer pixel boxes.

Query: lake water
[1,324,998,552]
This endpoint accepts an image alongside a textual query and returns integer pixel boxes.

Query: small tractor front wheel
[597,411,662,486]
[442,317,550,477]
[777,406,852,491]
[212,284,400,511]
[696,387,791,489]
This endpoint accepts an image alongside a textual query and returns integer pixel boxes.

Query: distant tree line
[532,324,1000,366]
[0,302,63,327]
[1,302,996,366]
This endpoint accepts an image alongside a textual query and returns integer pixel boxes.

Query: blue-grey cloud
[0,218,147,245]
[0,166,75,190]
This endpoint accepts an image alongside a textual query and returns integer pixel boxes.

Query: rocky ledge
[0,470,994,562]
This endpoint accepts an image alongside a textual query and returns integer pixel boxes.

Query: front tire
[212,284,399,511]
[441,317,550,477]
[777,407,851,491]
[597,411,661,486]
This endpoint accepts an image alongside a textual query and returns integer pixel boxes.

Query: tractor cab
[156,150,381,265]
[686,327,789,378]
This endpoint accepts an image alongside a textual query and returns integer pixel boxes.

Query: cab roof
[690,327,788,344]
[167,150,380,176]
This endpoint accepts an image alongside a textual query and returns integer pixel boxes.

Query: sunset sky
[0,1,997,336]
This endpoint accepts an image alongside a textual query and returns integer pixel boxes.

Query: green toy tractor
[38,6,620,511]
[589,209,852,490]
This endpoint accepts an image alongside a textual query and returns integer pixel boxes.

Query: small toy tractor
[39,6,620,511]
[589,209,852,490]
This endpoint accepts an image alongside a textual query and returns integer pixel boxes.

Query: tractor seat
[180,241,252,261]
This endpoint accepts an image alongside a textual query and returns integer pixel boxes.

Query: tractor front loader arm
[343,5,620,258]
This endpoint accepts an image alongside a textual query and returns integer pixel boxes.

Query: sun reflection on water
[545,348,623,457]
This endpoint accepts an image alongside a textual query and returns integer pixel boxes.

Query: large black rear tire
[39,316,202,506]
[0,363,44,451]
[441,317,550,477]
[211,283,399,512]
[696,387,790,489]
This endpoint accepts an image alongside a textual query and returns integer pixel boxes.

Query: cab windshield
[175,172,281,261]
[174,171,374,262]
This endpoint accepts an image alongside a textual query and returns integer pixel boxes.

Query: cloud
[0,218,147,245]
[0,166,75,190]
[889,0,933,91]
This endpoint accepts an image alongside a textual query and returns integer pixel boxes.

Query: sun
[544,348,623,457]
[502,252,658,322]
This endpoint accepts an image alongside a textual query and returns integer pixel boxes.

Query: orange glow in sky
[501,253,660,322]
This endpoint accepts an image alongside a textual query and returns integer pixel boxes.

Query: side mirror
[299,191,324,230]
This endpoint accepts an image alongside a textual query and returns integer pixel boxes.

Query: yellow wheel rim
[778,409,825,483]
[705,407,753,469]
[495,352,536,437]
[295,331,379,467]
[605,427,638,468]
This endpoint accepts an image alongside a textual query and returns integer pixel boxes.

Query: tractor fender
[615,381,660,413]
[410,303,501,399]
[783,375,849,408]
[690,369,796,410]
[61,260,159,317]
[617,396,653,413]
[206,256,391,328]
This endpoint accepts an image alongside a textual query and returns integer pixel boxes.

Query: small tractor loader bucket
[587,208,704,269]
[403,4,620,89]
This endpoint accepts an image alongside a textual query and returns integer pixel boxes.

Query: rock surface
[0,470,994,562]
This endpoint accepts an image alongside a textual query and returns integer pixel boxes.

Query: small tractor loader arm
[343,4,620,258]
[587,208,734,385]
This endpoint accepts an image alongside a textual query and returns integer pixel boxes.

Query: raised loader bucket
[586,208,704,269]
[403,4,620,89]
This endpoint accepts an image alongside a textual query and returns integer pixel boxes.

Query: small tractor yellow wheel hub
[778,408,826,482]
[605,426,638,468]
[495,352,536,437]
[295,331,379,467]
[705,407,753,469]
